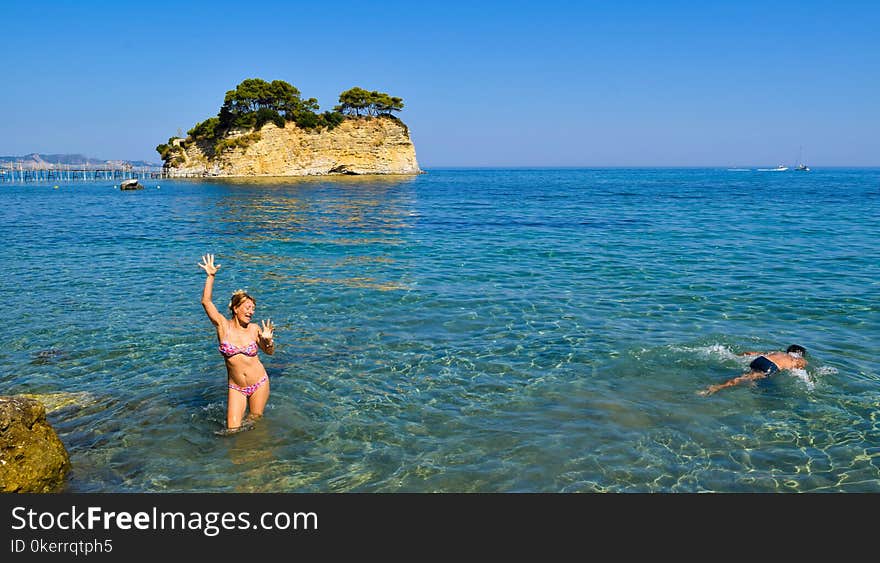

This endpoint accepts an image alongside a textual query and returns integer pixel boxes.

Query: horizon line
[420,164,880,169]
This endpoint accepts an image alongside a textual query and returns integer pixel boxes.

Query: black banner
[0,493,868,558]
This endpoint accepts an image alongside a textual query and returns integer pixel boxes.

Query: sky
[1,0,878,167]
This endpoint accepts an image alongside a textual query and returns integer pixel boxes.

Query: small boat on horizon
[757,164,789,172]
[794,145,810,171]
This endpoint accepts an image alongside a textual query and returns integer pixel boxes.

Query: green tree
[270,80,310,114]
[336,87,404,116]
[219,78,308,128]
[335,87,372,116]
[371,92,404,116]
[187,117,220,140]
[322,110,345,128]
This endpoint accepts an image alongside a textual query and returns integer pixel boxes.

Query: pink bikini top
[219,340,259,358]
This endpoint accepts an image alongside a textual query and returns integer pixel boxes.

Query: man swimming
[698,345,808,396]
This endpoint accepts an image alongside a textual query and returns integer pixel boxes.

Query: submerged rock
[31,348,67,364]
[0,396,70,493]
[19,391,97,413]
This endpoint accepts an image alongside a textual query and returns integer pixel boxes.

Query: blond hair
[228,289,255,313]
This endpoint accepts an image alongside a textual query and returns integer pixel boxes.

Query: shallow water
[2,168,879,492]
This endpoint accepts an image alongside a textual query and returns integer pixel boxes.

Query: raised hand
[260,318,275,341]
[198,253,220,276]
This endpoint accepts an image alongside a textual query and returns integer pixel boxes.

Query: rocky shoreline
[0,395,71,493]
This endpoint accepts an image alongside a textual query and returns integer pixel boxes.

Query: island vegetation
[157,79,406,166]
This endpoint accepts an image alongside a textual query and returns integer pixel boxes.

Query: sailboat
[795,146,810,171]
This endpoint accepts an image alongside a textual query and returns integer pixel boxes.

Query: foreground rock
[0,396,70,493]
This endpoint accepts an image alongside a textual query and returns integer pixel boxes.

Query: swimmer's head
[228,289,255,313]
[786,344,807,358]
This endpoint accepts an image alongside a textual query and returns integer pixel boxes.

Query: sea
[2,167,878,492]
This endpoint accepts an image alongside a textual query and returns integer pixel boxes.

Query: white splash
[670,344,740,361]
[789,368,815,390]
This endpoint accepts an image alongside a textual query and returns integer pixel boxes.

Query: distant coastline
[0,153,160,170]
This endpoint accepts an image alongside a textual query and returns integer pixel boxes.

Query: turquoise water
[2,168,879,492]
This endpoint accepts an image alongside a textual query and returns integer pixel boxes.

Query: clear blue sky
[1,0,877,167]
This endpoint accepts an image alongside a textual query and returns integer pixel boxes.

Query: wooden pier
[0,165,166,183]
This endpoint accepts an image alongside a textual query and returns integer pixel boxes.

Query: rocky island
[158,79,420,177]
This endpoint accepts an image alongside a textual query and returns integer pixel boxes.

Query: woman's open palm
[199,253,220,276]
[260,319,275,341]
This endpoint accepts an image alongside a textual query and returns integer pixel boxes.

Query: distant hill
[0,153,160,169]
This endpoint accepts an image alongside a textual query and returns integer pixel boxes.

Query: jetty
[0,165,165,184]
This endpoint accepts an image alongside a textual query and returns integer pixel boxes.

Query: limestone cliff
[166,116,420,177]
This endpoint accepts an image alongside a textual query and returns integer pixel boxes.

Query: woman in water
[198,253,275,431]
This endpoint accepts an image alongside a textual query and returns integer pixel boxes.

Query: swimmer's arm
[698,371,767,396]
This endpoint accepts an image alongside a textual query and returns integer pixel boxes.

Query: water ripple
[2,169,879,492]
